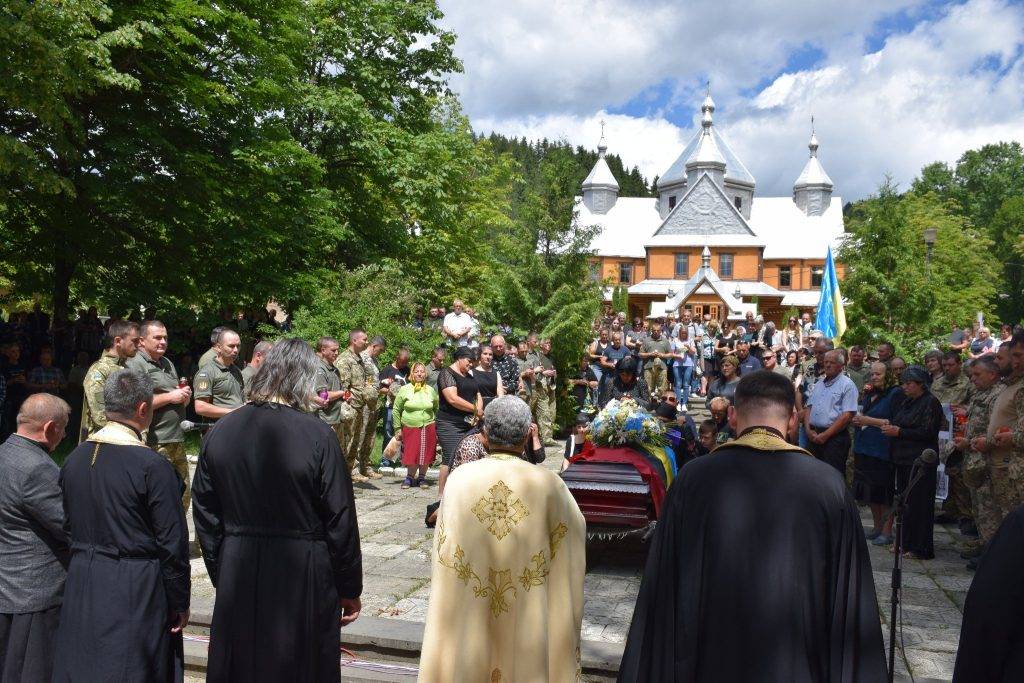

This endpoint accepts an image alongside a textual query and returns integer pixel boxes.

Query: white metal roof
[578,194,844,260]
[748,197,845,259]
[781,290,824,307]
[582,155,619,190]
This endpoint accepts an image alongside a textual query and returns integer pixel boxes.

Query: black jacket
[889,390,943,466]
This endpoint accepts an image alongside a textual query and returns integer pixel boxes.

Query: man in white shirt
[442,300,473,347]
[804,350,859,475]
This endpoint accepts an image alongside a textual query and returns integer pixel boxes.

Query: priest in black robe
[54,369,190,682]
[618,370,886,683]
[953,503,1024,681]
[192,338,362,683]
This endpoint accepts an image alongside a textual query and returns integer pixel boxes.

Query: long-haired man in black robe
[618,370,886,682]
[54,369,190,682]
[192,338,362,683]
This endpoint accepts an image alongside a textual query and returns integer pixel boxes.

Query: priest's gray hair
[483,396,533,450]
[104,369,154,418]
[246,337,319,411]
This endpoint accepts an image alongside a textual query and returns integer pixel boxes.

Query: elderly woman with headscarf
[881,365,944,560]
[392,362,439,489]
[851,362,900,546]
[598,356,652,410]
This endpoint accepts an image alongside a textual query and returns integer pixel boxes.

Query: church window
[734,196,742,210]
[779,266,792,289]
[719,253,734,279]
[668,195,677,209]
[811,267,824,288]
[674,253,689,279]
[618,262,633,284]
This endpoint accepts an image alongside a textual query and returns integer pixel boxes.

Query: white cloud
[453,0,1024,201]
[438,0,923,119]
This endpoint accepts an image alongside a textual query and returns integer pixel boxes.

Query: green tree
[840,180,997,355]
[1,0,465,321]
[915,142,1024,322]
[285,261,442,362]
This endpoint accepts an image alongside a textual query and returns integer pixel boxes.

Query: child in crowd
[698,420,719,455]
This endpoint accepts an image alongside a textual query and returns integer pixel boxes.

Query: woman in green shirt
[393,362,439,489]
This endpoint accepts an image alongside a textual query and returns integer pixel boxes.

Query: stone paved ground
[187,425,975,681]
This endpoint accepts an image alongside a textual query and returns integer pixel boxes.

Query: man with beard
[618,371,885,682]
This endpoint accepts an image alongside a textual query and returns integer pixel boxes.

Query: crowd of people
[1,297,1023,682]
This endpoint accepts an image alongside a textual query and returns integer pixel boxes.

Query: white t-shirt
[443,311,473,346]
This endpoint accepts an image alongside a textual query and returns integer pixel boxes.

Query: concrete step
[184,598,622,681]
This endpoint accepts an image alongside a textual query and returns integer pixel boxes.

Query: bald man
[0,394,71,683]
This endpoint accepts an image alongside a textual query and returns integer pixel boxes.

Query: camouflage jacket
[335,348,376,407]
[80,352,125,441]
[966,383,1004,447]
[932,373,971,407]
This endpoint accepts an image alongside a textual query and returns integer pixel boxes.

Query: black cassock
[618,429,886,683]
[953,504,1024,682]
[192,402,362,683]
[54,426,190,682]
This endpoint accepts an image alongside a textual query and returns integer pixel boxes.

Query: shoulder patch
[92,372,103,381]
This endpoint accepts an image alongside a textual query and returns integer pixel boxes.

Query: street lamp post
[923,227,938,273]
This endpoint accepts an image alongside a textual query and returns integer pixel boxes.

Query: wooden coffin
[560,461,653,527]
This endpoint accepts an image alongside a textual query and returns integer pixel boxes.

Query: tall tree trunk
[52,252,75,324]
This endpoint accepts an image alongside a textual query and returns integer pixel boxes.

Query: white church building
[580,92,845,323]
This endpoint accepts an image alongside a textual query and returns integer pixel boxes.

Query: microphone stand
[886,459,929,683]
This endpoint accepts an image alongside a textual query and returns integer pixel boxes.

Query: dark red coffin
[560,461,654,528]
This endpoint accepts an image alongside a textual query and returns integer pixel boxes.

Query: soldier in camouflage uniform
[955,356,1004,545]
[932,351,974,527]
[515,341,533,402]
[639,324,671,396]
[971,339,1024,545]
[357,337,387,476]
[335,330,379,482]
[79,320,139,442]
[527,338,557,447]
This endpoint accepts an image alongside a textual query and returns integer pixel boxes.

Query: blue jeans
[672,364,693,402]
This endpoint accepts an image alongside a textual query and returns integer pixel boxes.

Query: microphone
[180,420,215,433]
[917,448,938,466]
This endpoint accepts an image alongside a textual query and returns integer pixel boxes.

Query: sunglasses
[661,395,677,402]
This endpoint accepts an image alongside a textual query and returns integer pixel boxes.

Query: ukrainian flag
[815,247,847,343]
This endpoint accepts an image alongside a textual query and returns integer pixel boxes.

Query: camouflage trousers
[345,402,378,474]
[643,361,668,396]
[970,478,1001,543]
[327,420,349,467]
[156,442,190,513]
[984,462,1024,539]
[531,387,556,444]
[941,459,974,522]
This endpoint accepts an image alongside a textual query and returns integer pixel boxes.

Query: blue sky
[438,0,1024,200]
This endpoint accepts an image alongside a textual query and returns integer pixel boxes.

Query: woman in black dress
[598,356,652,410]
[473,344,504,408]
[882,365,943,560]
[435,346,481,496]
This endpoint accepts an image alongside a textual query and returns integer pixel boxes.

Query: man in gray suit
[0,393,70,682]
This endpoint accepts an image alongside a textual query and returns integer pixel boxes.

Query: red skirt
[401,423,437,467]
